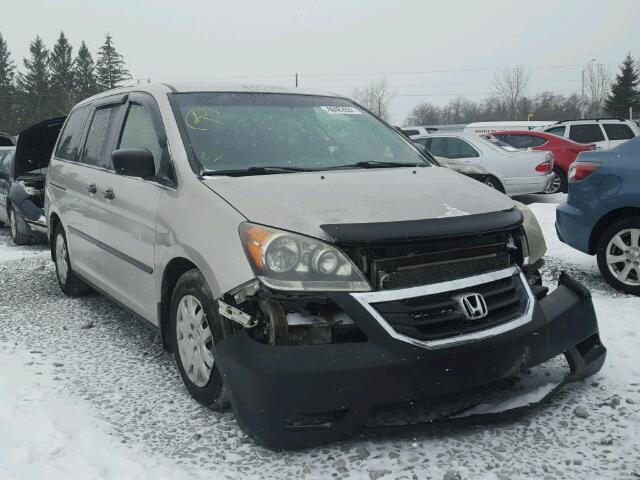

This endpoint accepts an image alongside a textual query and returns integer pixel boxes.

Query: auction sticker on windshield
[320,106,362,114]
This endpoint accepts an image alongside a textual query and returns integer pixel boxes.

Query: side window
[545,126,565,137]
[568,124,605,143]
[603,123,635,141]
[117,103,162,173]
[451,138,479,158]
[55,106,90,161]
[425,137,449,157]
[412,137,428,147]
[81,106,116,168]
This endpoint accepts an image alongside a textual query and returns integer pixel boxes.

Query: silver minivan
[45,82,605,449]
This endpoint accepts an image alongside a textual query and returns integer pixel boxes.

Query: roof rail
[555,117,626,124]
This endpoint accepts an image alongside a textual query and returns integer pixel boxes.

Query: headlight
[514,202,546,266]
[18,181,43,197]
[239,223,371,292]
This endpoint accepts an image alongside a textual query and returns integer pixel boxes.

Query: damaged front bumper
[214,271,605,450]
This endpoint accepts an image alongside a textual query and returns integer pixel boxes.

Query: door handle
[86,183,97,194]
[103,188,115,200]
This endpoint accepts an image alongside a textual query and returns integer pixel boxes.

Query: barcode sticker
[320,106,362,115]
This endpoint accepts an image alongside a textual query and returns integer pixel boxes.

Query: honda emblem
[456,293,488,320]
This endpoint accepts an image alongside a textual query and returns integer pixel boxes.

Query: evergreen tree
[74,41,98,100]
[0,32,16,133]
[17,36,50,126]
[95,33,129,90]
[604,53,640,118]
[49,31,75,115]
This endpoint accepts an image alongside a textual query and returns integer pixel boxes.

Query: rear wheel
[596,219,640,295]
[52,223,90,296]
[9,206,31,245]
[170,269,237,410]
[544,167,567,194]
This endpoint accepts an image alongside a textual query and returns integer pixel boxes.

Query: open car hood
[14,117,66,179]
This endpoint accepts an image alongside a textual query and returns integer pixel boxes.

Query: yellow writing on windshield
[185,108,221,131]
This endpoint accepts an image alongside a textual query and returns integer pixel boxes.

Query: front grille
[375,251,511,290]
[341,229,522,291]
[370,273,529,342]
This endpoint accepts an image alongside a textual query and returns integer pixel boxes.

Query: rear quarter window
[603,123,635,141]
[545,126,566,137]
[55,106,90,161]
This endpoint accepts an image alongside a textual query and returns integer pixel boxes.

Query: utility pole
[631,107,633,121]
[581,58,596,119]
[295,73,298,88]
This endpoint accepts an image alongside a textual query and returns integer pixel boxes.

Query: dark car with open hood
[0,117,65,245]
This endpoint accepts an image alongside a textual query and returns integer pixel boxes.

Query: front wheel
[544,167,567,194]
[596,218,640,295]
[483,175,505,193]
[170,269,237,410]
[9,206,31,245]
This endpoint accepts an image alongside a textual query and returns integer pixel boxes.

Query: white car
[414,133,554,196]
[463,121,555,135]
[542,119,640,150]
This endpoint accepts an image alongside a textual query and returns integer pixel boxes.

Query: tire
[483,175,505,193]
[9,206,31,245]
[52,223,90,296]
[170,269,237,410]
[596,218,640,295]
[544,167,567,194]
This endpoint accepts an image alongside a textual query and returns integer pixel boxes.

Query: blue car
[556,136,640,295]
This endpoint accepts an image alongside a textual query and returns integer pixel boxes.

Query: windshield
[480,134,520,152]
[172,92,428,173]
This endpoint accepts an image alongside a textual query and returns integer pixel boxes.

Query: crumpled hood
[202,166,515,241]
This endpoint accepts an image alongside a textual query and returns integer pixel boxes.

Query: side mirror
[111,148,156,178]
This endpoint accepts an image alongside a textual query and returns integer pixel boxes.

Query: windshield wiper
[325,160,427,170]
[201,166,311,177]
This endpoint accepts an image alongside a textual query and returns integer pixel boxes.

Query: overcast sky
[4,0,640,123]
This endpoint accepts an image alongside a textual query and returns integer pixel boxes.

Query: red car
[492,130,595,194]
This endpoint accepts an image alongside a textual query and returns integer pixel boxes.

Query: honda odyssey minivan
[45,82,606,449]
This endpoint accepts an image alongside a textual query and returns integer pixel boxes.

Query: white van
[463,121,555,135]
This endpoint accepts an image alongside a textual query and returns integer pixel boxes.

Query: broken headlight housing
[239,222,371,292]
[514,201,546,266]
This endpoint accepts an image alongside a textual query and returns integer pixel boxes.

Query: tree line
[404,55,640,125]
[351,55,640,126]
[0,31,129,134]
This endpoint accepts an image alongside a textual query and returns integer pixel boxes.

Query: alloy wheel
[176,294,214,387]
[606,228,640,286]
[55,233,69,284]
[544,172,562,194]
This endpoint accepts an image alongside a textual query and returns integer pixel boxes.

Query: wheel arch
[589,207,640,254]
[158,257,200,352]
[48,212,61,262]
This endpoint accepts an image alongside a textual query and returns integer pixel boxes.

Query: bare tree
[491,65,530,120]
[405,102,441,125]
[352,78,392,121]
[584,63,612,117]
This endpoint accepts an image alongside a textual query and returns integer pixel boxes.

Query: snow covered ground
[1,195,639,480]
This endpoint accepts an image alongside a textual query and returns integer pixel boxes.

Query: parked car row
[0,82,608,449]
[5,89,636,448]
[412,132,554,195]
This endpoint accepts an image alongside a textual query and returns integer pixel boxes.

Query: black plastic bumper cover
[214,273,606,450]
